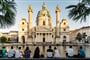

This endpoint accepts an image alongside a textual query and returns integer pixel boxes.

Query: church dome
[37,2,51,17]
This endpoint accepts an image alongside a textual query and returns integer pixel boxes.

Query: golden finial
[42,2,46,8]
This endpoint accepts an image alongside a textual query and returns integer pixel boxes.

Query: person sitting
[24,47,31,58]
[78,46,86,58]
[2,46,7,58]
[15,47,22,58]
[53,47,60,58]
[7,46,15,58]
[46,46,53,58]
[66,46,74,58]
[33,47,40,58]
[0,48,2,58]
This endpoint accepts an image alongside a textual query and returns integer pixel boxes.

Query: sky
[0,0,90,32]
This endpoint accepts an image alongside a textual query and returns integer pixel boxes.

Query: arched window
[63,22,66,25]
[63,36,66,39]
[43,21,45,25]
[43,33,45,36]
[63,36,67,43]
[63,36,67,40]
[22,22,24,25]
[63,29,66,31]
[22,29,24,31]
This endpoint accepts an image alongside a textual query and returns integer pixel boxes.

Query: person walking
[33,47,40,58]
[66,46,74,58]
[53,47,60,58]
[7,46,15,58]
[78,46,86,58]
[46,46,53,58]
[24,47,31,58]
[15,47,22,58]
[2,46,7,58]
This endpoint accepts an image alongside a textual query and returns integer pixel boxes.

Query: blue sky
[0,0,90,32]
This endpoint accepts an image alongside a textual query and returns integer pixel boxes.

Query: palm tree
[0,0,16,28]
[66,0,90,22]
[0,36,7,43]
[76,33,82,42]
[82,33,87,43]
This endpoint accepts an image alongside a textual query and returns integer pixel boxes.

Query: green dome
[37,10,51,17]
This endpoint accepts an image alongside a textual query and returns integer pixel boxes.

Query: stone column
[28,5,33,35]
[55,5,60,36]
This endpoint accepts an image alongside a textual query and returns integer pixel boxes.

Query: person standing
[46,46,53,58]
[53,47,60,58]
[66,46,74,58]
[78,46,86,58]
[24,47,31,58]
[33,47,40,58]
[2,46,7,58]
[7,46,15,58]
[15,47,22,58]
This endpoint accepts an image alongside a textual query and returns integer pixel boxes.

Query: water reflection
[2,45,90,57]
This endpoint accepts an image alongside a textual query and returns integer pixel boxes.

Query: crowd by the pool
[0,46,86,58]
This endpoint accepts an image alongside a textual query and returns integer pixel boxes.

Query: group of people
[0,46,60,58]
[66,46,86,58]
[0,45,85,58]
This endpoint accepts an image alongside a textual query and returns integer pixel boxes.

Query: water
[1,44,90,58]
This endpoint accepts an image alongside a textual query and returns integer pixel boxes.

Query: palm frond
[66,5,77,9]
[82,0,90,6]
[66,2,90,22]
[0,0,16,28]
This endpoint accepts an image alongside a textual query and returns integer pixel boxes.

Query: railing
[0,58,90,60]
[0,43,90,46]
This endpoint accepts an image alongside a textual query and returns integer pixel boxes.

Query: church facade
[18,3,69,44]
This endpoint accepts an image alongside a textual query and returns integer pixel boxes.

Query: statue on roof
[28,5,33,12]
[56,4,61,13]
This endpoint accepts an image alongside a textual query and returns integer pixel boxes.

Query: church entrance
[43,37,45,42]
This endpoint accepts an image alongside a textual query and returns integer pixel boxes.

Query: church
[18,3,69,44]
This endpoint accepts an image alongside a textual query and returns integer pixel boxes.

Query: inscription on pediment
[36,26,52,32]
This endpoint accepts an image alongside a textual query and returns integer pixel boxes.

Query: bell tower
[28,5,33,35]
[55,5,61,43]
[55,5,61,36]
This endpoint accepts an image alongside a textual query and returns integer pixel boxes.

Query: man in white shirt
[54,47,60,58]
[47,46,53,58]
[15,47,22,58]
[66,46,74,58]
[7,46,15,58]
